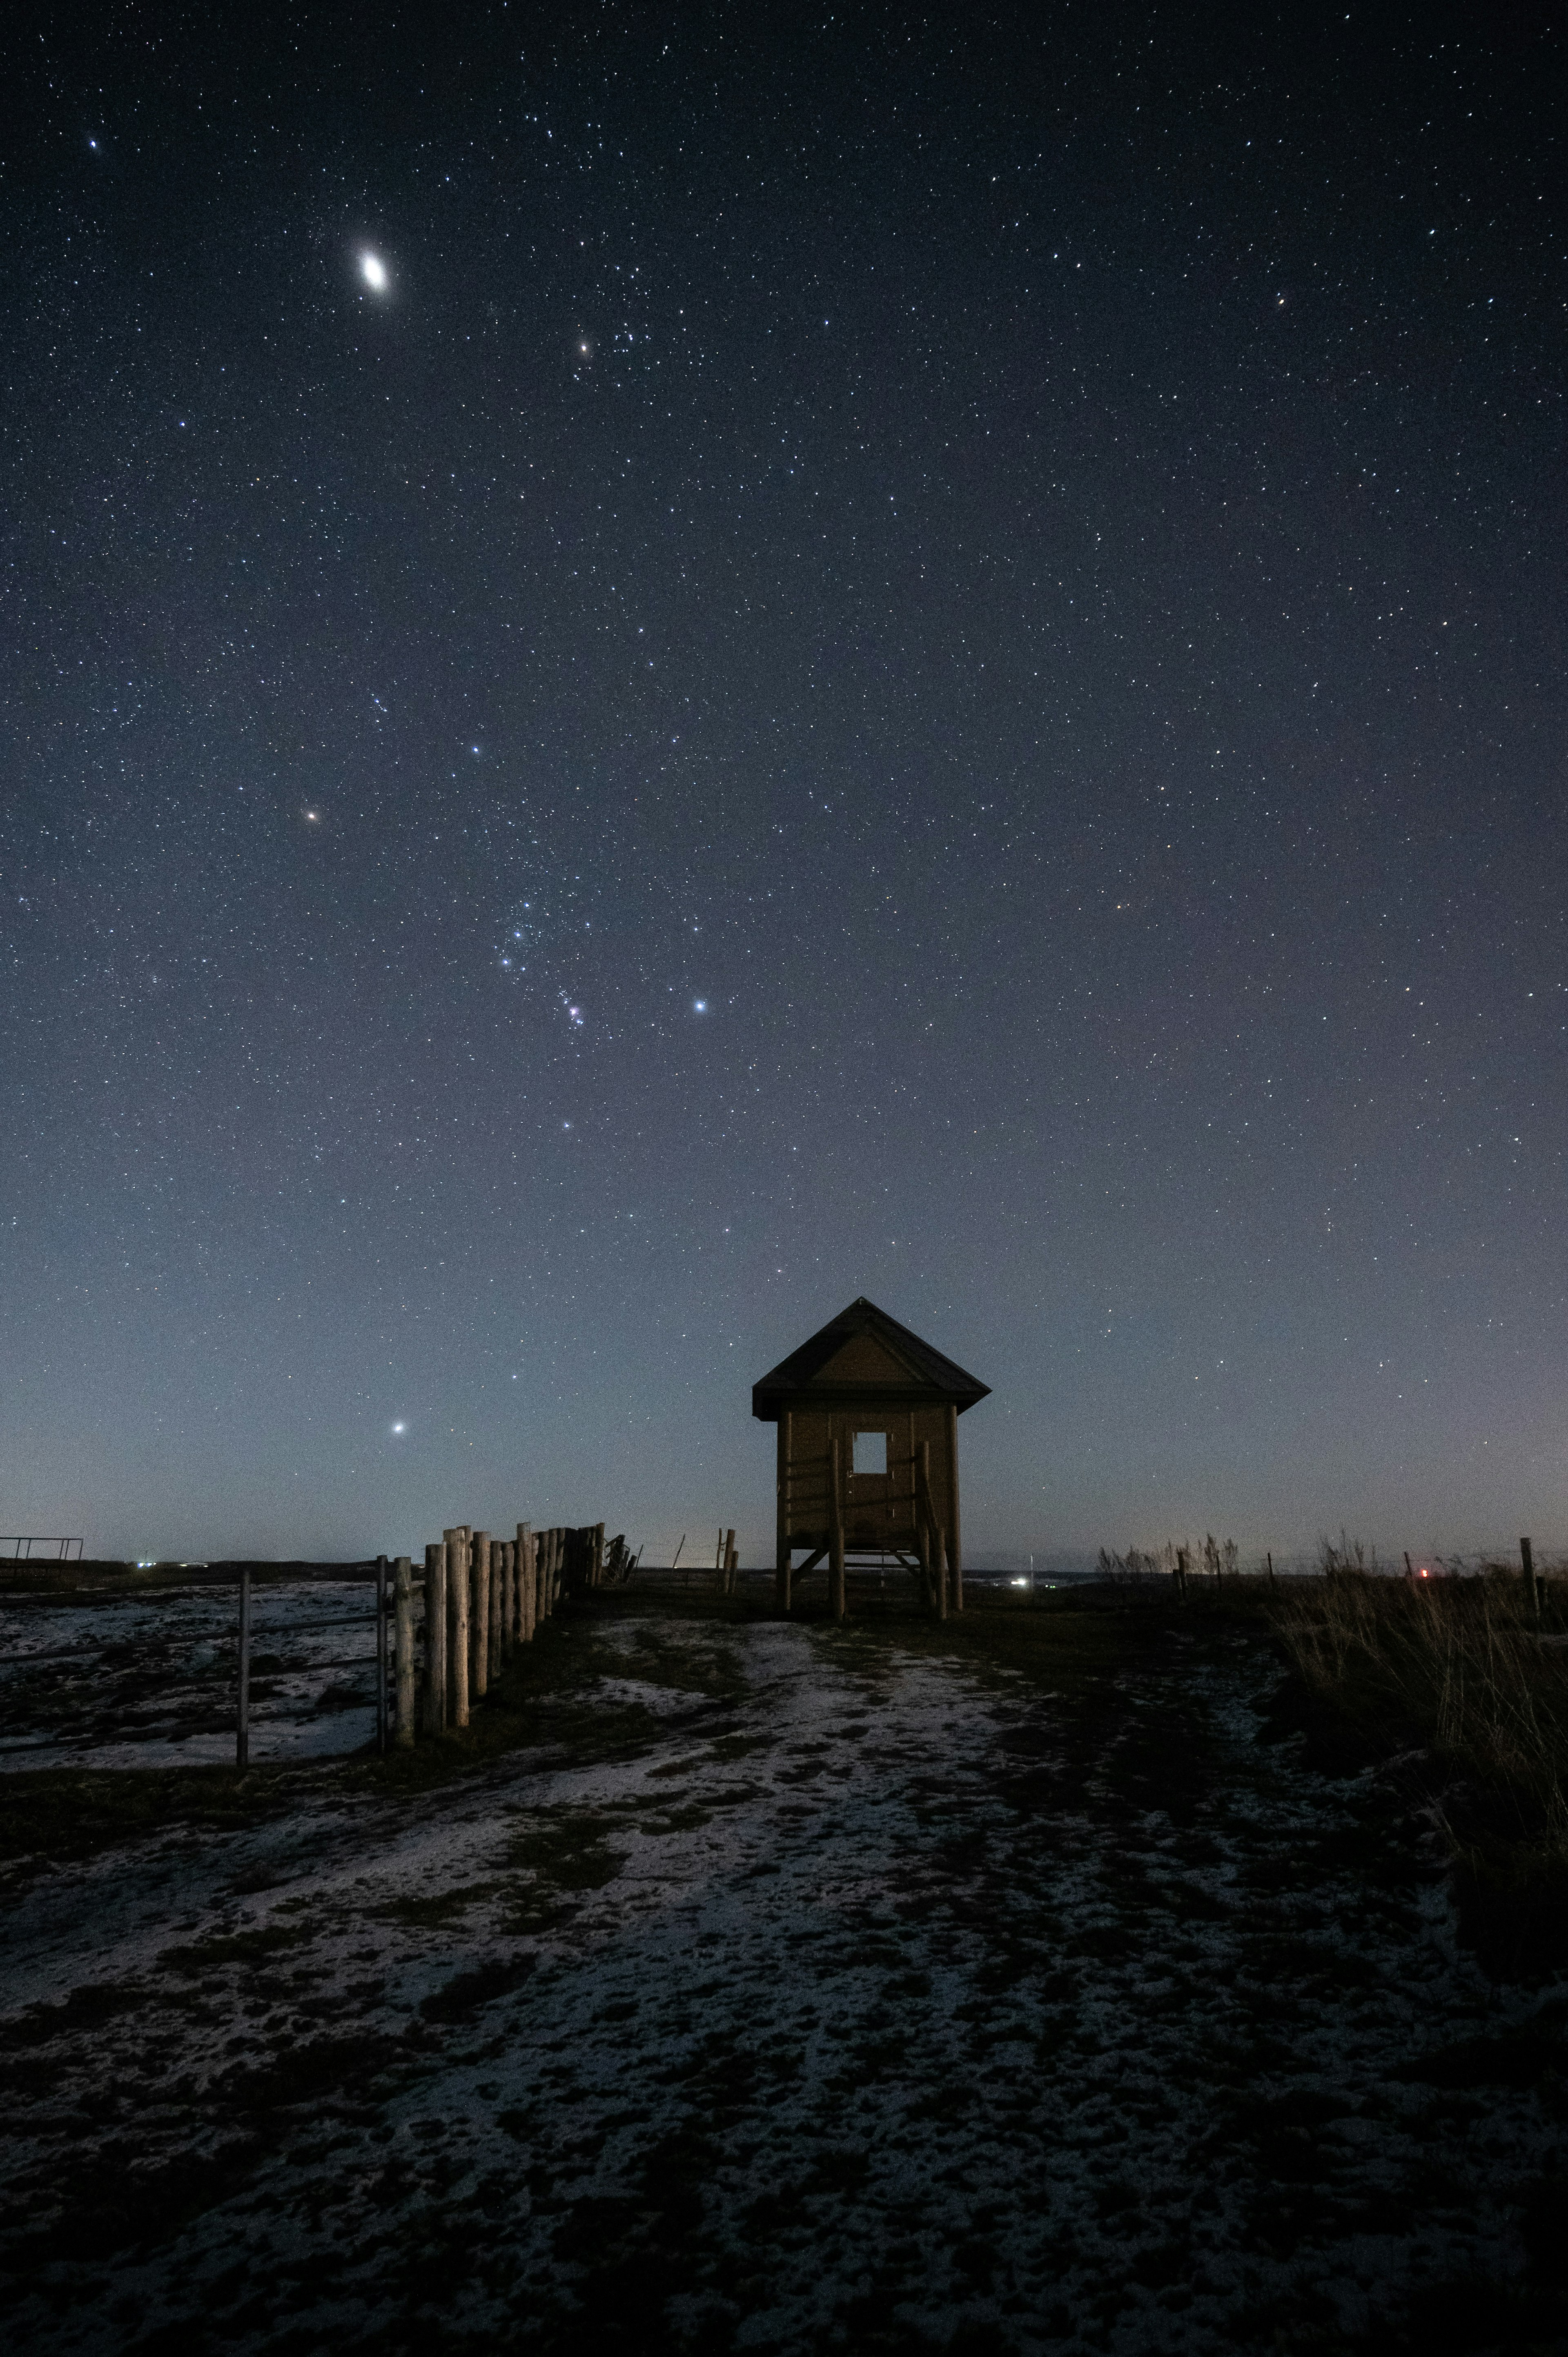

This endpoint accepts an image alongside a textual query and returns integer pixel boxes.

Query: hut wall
[782,1398,953,1554]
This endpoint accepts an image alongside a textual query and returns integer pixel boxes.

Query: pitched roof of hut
[751,1297,991,1421]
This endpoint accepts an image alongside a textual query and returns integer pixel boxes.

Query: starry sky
[5,6,1565,1567]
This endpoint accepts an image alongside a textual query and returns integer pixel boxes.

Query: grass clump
[1270,1546,1568,1969]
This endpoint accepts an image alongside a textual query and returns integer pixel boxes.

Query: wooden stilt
[830,1434,846,1620]
[917,1441,935,1613]
[933,1521,949,1621]
[425,1542,447,1732]
[776,1409,793,1610]
[945,1403,963,1612]
[394,1557,415,1748]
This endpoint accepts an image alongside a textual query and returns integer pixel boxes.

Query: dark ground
[1,1590,1565,2355]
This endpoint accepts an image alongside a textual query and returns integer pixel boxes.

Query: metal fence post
[236,1566,251,1771]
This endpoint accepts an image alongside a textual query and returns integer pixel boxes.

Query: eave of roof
[752,1296,990,1420]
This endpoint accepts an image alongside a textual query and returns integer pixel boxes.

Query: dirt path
[1,1602,1563,2354]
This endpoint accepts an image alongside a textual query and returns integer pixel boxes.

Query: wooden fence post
[235,1565,251,1771]
[394,1557,415,1748]
[375,1554,389,1755]
[425,1542,446,1732]
[447,1527,470,1727]
[724,1528,736,1594]
[518,1523,534,1641]
[1522,1536,1540,1621]
[498,1540,512,1661]
[472,1532,491,1699]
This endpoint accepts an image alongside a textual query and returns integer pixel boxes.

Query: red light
[1419,1568,1429,1578]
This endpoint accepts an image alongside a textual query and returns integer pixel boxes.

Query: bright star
[390,1421,406,1435]
[361,252,388,291]
[694,999,707,1012]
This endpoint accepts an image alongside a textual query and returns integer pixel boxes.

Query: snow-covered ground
[0,1581,379,1769]
[0,1603,1562,2353]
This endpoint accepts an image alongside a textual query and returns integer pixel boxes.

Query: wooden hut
[753,1297,989,1619]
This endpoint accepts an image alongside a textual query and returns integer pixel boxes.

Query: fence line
[233,1519,633,1766]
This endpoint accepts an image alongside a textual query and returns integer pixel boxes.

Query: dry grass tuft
[1270,1548,1568,1960]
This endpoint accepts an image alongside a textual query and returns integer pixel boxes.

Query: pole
[945,1401,963,1612]
[1522,1536,1539,1621]
[425,1541,447,1733]
[518,1523,534,1641]
[776,1410,793,1611]
[394,1557,415,1748]
[447,1527,470,1727]
[236,1565,251,1771]
[375,1554,389,1755]
[917,1439,935,1614]
[830,1433,846,1621]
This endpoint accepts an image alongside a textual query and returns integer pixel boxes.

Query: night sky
[5,7,1565,1567]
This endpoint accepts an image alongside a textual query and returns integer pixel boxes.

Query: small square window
[852,1430,887,1476]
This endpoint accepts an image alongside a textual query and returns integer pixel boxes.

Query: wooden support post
[593,1521,605,1590]
[447,1527,470,1727]
[472,1532,491,1698]
[425,1542,447,1732]
[946,1402,963,1612]
[518,1523,534,1641]
[917,1440,935,1614]
[498,1540,512,1659]
[375,1554,389,1755]
[724,1528,737,1594]
[1522,1536,1540,1621]
[933,1520,948,1621]
[491,1539,504,1677]
[394,1557,415,1748]
[235,1564,251,1771]
[830,1434,846,1621]
[776,1409,793,1611]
